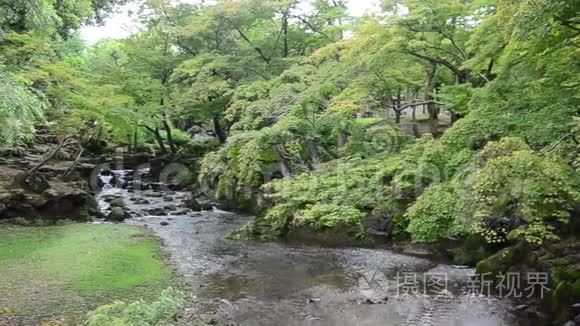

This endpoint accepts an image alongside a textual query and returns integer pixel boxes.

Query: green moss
[0,224,173,323]
[476,246,515,276]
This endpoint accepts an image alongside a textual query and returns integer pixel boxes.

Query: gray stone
[25,194,48,208]
[109,198,124,207]
[107,206,127,222]
[146,208,166,216]
[0,192,11,203]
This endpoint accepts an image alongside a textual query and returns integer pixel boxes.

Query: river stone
[573,303,580,314]
[575,314,580,324]
[107,206,127,222]
[0,203,6,215]
[135,198,150,205]
[163,196,174,202]
[160,221,169,226]
[109,198,124,207]
[185,197,202,211]
[146,208,166,216]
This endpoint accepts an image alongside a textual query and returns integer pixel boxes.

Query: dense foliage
[1,0,578,246]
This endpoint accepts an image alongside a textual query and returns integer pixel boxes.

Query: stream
[96,169,547,326]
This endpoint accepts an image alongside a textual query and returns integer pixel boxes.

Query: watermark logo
[356,271,550,300]
[358,270,389,300]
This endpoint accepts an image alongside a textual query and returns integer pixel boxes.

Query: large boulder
[40,184,97,220]
[184,197,213,211]
[13,172,51,193]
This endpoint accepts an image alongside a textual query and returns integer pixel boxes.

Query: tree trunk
[412,107,416,122]
[27,137,68,177]
[395,110,402,124]
[126,134,132,153]
[412,124,421,138]
[275,144,292,178]
[133,130,138,152]
[282,11,289,57]
[213,116,226,144]
[162,115,177,154]
[144,126,168,155]
[337,130,348,148]
[61,144,84,179]
[425,64,438,122]
[307,141,321,166]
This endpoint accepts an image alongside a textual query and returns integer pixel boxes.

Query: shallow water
[97,170,547,326]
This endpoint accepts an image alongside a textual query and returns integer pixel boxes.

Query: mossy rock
[476,246,516,276]
[552,279,580,323]
[451,235,491,266]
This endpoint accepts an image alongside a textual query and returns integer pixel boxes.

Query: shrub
[85,288,185,326]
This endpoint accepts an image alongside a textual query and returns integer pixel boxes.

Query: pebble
[160,221,169,226]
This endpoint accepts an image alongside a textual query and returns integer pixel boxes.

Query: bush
[405,184,458,243]
[85,288,185,326]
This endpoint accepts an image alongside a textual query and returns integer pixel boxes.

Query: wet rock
[100,170,113,176]
[146,208,166,216]
[173,210,189,215]
[24,194,48,208]
[575,315,580,324]
[107,206,129,222]
[40,185,97,221]
[185,197,202,211]
[185,197,213,211]
[362,212,393,238]
[163,205,177,211]
[163,196,174,202]
[109,198,124,207]
[160,221,169,226]
[572,303,580,314]
[16,172,51,193]
[102,195,120,203]
[0,203,5,214]
[135,198,150,205]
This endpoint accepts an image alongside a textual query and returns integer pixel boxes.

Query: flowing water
[97,169,547,326]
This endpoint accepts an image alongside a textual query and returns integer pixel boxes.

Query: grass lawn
[0,223,173,324]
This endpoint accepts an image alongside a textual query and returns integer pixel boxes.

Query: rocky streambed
[97,169,548,326]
